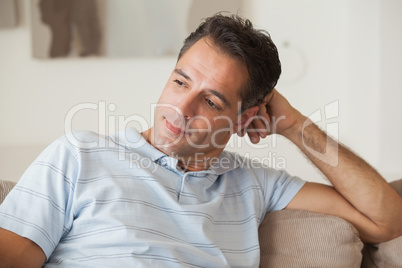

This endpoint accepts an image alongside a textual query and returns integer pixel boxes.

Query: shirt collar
[110,127,165,161]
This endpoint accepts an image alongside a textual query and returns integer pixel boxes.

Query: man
[0,14,401,267]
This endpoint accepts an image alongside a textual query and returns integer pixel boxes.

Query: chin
[161,143,192,158]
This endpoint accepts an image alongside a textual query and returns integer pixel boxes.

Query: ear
[234,106,259,133]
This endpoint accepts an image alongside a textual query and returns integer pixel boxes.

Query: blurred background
[0,0,401,183]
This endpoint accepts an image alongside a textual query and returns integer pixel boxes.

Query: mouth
[166,120,190,135]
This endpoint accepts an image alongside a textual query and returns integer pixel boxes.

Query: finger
[255,104,272,137]
[247,122,261,144]
[252,117,268,138]
[237,128,246,137]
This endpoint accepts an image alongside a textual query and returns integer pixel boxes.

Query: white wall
[245,0,401,182]
[0,0,401,183]
[0,0,175,181]
[378,0,402,181]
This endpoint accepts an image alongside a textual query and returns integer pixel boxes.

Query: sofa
[1,179,401,267]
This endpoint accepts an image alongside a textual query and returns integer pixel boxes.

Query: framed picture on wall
[31,0,244,59]
[0,0,18,28]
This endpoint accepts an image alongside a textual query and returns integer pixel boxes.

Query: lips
[166,120,189,135]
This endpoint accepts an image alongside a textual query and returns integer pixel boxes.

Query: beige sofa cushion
[0,180,16,204]
[259,209,363,268]
[362,179,402,268]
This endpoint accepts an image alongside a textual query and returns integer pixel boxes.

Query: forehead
[176,38,249,102]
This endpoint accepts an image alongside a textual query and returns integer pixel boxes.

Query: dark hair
[178,13,281,111]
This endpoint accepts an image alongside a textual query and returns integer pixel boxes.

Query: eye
[206,99,220,110]
[174,79,186,87]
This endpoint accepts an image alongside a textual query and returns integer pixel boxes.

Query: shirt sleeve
[0,136,78,259]
[264,168,306,212]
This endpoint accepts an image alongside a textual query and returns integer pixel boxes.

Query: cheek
[204,118,235,138]
[214,114,238,131]
[155,89,179,116]
[213,121,234,138]
[158,80,180,102]
[188,115,209,129]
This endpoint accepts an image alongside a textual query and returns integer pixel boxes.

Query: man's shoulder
[58,128,163,164]
[219,150,270,170]
[219,150,292,180]
[59,129,135,151]
[64,130,104,145]
[45,130,109,154]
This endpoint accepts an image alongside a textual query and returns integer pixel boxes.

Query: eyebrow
[174,68,232,109]
[174,69,192,82]
[209,89,231,109]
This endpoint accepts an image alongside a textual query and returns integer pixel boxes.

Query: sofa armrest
[258,209,363,268]
[361,179,402,268]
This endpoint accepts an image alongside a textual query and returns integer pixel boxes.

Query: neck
[176,153,221,172]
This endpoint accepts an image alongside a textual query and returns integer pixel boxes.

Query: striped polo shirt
[0,128,305,267]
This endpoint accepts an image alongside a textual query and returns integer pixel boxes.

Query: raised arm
[245,89,402,243]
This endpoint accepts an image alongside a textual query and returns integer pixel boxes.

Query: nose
[176,92,197,120]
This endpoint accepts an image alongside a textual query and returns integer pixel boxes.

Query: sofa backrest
[0,180,16,205]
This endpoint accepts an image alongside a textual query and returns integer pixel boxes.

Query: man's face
[150,38,250,159]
